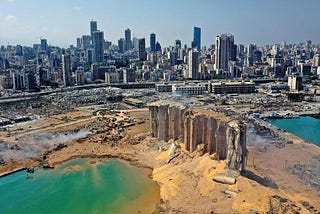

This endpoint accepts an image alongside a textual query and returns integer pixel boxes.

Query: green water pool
[0,158,160,214]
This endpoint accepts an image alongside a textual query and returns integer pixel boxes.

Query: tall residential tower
[125,28,131,51]
[138,38,146,61]
[62,54,72,87]
[150,33,156,52]
[215,34,236,71]
[187,49,199,79]
[93,31,104,63]
[90,20,97,38]
[192,27,201,50]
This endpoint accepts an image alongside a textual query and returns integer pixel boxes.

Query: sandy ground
[1,107,320,213]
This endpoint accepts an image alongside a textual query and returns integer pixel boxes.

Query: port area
[0,89,320,213]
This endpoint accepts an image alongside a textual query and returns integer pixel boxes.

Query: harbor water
[267,116,320,147]
[0,158,160,214]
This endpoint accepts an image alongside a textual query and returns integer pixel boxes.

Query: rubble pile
[289,162,320,190]
[87,112,139,146]
[267,195,302,214]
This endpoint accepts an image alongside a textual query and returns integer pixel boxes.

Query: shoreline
[0,155,160,214]
[0,167,26,178]
[266,116,320,147]
[1,107,320,213]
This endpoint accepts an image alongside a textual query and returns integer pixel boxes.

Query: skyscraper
[132,37,139,51]
[76,38,82,49]
[90,20,97,38]
[40,39,47,52]
[87,49,94,65]
[62,54,72,87]
[188,49,199,79]
[118,38,125,53]
[125,28,131,51]
[192,27,201,50]
[93,31,104,63]
[81,35,91,50]
[215,34,236,71]
[150,33,156,52]
[138,38,146,61]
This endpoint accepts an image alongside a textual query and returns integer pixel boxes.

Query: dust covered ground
[0,107,320,213]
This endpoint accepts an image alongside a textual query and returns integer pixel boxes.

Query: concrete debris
[9,144,21,150]
[224,189,237,198]
[289,163,320,190]
[301,200,319,214]
[213,175,236,185]
[168,141,177,158]
[267,195,302,214]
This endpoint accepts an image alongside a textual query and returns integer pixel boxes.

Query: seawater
[0,159,160,214]
[267,116,320,146]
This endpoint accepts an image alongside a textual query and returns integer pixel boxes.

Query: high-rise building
[138,38,146,61]
[90,20,98,38]
[247,44,256,58]
[215,34,236,71]
[86,49,94,65]
[82,35,91,49]
[187,49,199,79]
[155,42,161,52]
[288,74,303,91]
[281,41,287,49]
[306,40,312,49]
[237,44,245,57]
[175,40,182,48]
[192,27,201,50]
[150,33,156,52]
[123,68,136,83]
[12,71,25,90]
[40,39,47,52]
[125,28,131,51]
[0,56,4,73]
[24,67,39,91]
[105,41,112,50]
[169,51,177,66]
[300,64,311,76]
[93,31,104,63]
[313,54,320,67]
[62,54,72,87]
[132,37,139,51]
[16,45,23,56]
[76,38,82,49]
[118,38,125,53]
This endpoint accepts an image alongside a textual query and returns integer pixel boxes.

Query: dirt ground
[1,107,320,213]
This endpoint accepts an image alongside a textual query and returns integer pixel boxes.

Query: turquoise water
[267,116,320,146]
[0,159,160,214]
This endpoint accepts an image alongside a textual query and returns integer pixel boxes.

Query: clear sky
[0,0,319,48]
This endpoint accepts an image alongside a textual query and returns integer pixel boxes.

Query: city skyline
[0,0,320,47]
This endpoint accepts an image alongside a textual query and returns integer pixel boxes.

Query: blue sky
[0,0,319,47]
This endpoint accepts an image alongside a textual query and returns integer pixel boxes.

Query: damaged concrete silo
[149,101,247,172]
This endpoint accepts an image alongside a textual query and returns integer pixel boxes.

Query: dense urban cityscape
[0,20,319,97]
[1,16,320,214]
